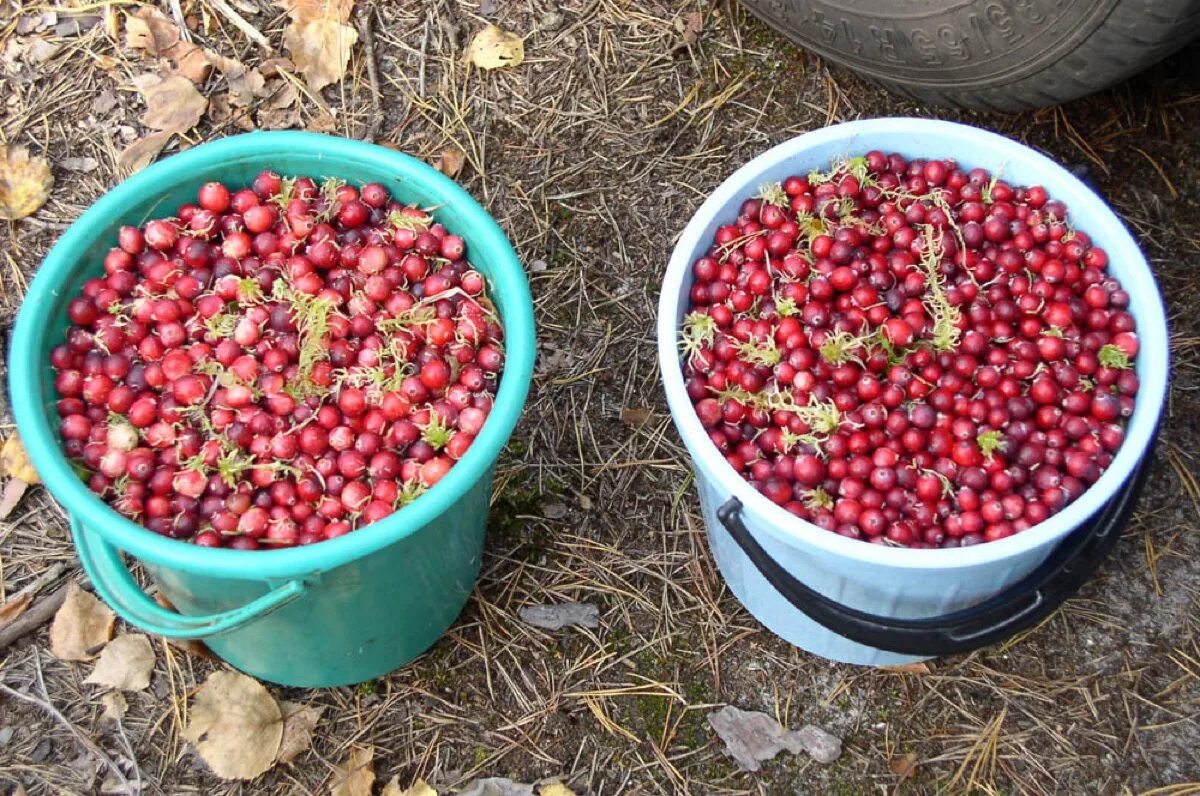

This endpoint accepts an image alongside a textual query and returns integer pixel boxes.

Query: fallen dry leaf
[206,93,255,131]
[330,745,374,796]
[152,593,220,660]
[277,0,358,91]
[59,156,100,172]
[50,583,115,661]
[121,73,207,172]
[184,671,283,780]
[889,751,920,780]
[539,785,576,796]
[0,593,32,624]
[676,11,703,46]
[0,146,53,220]
[620,407,653,427]
[84,634,156,691]
[884,661,932,675]
[458,781,533,796]
[464,25,524,70]
[708,705,842,771]
[382,778,437,796]
[1,434,41,483]
[307,109,340,134]
[542,502,568,519]
[100,691,128,721]
[133,73,208,134]
[433,146,466,178]
[275,701,324,764]
[118,131,172,173]
[518,602,599,631]
[125,6,213,83]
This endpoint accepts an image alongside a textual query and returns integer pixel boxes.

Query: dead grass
[1,1,1199,794]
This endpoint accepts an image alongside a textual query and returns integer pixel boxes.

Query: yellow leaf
[0,435,40,483]
[0,146,53,221]
[49,583,115,661]
[540,784,577,796]
[275,701,325,764]
[464,25,524,70]
[184,671,283,780]
[330,746,375,796]
[84,634,156,691]
[100,691,128,721]
[382,777,437,796]
[277,0,358,91]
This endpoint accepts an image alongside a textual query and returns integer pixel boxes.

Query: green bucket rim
[8,131,536,580]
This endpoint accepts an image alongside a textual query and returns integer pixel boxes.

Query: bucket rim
[10,131,536,579]
[657,117,1169,570]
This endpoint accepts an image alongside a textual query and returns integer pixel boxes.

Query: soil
[1,3,1198,794]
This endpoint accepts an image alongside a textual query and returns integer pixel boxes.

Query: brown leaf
[383,779,437,796]
[124,7,213,83]
[1,435,41,483]
[306,110,339,134]
[184,671,283,780]
[889,752,919,780]
[167,635,220,660]
[677,11,703,46]
[434,146,466,179]
[884,661,931,675]
[50,582,115,661]
[132,73,207,134]
[100,691,128,721]
[118,131,172,173]
[0,146,53,221]
[330,746,374,796]
[0,593,32,624]
[464,25,524,70]
[277,0,358,91]
[620,407,653,427]
[539,785,576,796]
[275,701,325,764]
[84,634,156,691]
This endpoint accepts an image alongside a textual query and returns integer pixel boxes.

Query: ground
[1,2,1199,794]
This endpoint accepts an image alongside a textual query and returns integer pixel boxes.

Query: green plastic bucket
[8,132,536,687]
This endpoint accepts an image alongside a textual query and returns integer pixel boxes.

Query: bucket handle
[72,518,307,639]
[715,454,1150,656]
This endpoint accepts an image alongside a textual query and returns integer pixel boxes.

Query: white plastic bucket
[657,118,1169,666]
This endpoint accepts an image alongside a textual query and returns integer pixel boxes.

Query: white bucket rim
[658,117,1169,571]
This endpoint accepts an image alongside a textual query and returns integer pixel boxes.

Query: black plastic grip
[715,454,1151,656]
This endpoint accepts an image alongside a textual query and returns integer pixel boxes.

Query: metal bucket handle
[715,452,1152,656]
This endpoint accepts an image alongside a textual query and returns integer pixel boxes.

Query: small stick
[0,577,88,653]
[169,0,190,41]
[1,562,66,612]
[0,649,138,794]
[208,0,272,51]
[419,14,430,97]
[357,6,383,142]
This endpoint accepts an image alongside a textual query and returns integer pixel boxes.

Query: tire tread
[741,0,1200,110]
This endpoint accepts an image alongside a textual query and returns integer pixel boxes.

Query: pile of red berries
[682,152,1139,548]
[51,172,504,549]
